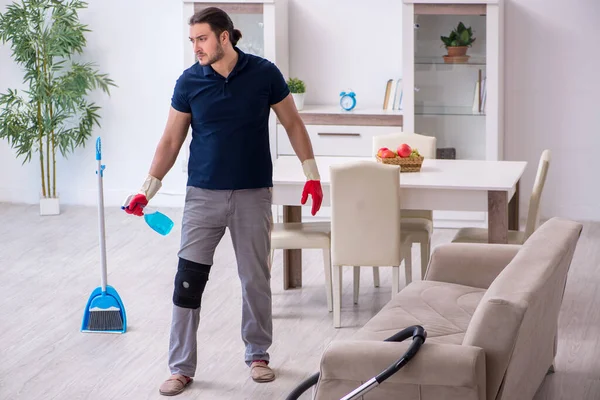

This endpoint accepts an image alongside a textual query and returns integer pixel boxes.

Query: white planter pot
[292,93,305,111]
[40,196,60,216]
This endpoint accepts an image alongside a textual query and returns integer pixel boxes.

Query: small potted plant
[440,22,475,63]
[287,77,306,111]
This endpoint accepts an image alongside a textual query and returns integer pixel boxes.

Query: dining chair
[269,221,333,311]
[330,160,410,328]
[269,219,410,316]
[372,132,436,280]
[452,149,551,244]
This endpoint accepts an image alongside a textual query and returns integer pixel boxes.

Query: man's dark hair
[189,7,242,46]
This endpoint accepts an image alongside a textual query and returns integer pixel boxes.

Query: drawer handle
[317,132,361,137]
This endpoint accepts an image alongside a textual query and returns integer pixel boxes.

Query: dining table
[271,156,527,289]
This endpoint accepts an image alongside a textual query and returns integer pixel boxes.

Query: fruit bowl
[376,144,424,172]
[376,154,424,172]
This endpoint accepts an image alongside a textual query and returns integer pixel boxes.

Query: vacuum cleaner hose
[285,372,320,400]
[285,325,426,400]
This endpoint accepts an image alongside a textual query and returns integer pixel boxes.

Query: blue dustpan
[81,286,127,333]
[81,137,127,334]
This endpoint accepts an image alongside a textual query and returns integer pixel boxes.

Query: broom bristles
[87,309,124,331]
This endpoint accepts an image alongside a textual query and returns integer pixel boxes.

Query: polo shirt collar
[201,46,248,77]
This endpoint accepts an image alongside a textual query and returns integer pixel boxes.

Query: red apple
[380,149,397,158]
[377,147,390,157]
[397,143,412,158]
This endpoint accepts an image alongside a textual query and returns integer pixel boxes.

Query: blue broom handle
[96,137,108,293]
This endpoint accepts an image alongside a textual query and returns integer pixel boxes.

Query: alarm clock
[339,91,356,111]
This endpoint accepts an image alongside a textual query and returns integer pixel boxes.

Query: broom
[81,137,127,334]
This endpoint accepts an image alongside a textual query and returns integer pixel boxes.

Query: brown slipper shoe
[159,374,192,396]
[251,360,275,383]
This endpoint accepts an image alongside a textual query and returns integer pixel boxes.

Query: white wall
[1,0,599,222]
[0,0,189,208]
[288,0,403,107]
[504,0,600,221]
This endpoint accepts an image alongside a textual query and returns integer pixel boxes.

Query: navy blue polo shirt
[170,48,290,190]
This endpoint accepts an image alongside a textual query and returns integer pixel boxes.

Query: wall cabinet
[277,105,404,158]
[402,0,505,227]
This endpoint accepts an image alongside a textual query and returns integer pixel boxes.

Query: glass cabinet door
[194,3,265,57]
[413,6,487,160]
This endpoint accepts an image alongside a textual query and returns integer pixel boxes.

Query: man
[123,6,323,397]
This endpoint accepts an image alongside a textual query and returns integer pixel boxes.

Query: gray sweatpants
[168,186,273,377]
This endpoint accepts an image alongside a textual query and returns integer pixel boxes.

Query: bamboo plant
[0,0,115,199]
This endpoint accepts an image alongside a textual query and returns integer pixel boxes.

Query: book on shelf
[472,69,486,114]
[382,78,403,111]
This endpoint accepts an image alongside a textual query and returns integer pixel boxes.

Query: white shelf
[297,104,403,116]
[415,56,487,65]
[415,105,485,116]
[282,104,403,127]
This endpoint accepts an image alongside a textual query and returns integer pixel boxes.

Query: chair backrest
[524,149,551,239]
[372,132,437,159]
[372,132,436,220]
[462,217,582,400]
[330,161,402,267]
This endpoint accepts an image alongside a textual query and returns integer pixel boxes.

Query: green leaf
[459,30,470,44]
[0,0,116,193]
[286,77,305,93]
[441,21,475,47]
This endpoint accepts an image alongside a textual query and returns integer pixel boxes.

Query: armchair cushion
[352,281,485,344]
[425,243,521,289]
[315,341,486,400]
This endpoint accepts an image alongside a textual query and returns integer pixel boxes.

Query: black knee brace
[173,258,212,309]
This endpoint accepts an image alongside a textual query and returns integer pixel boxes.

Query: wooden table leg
[488,191,508,244]
[283,205,302,289]
[508,180,520,231]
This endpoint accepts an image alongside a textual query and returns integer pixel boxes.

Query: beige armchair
[453,149,551,244]
[372,132,436,280]
[313,217,583,399]
[330,161,411,328]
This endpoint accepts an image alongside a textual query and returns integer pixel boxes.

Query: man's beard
[201,42,225,65]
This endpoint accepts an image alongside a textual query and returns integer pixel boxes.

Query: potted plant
[440,22,475,62]
[0,0,116,215]
[287,77,306,111]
